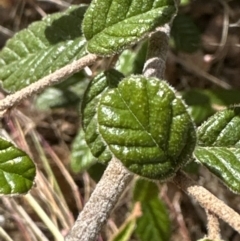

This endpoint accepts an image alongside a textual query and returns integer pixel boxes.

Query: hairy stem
[0,54,98,112]
[173,172,240,234]
[143,24,170,79]
[206,211,221,240]
[65,158,133,241]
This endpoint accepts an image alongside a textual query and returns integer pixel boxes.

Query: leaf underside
[0,5,87,92]
[195,107,240,193]
[0,137,35,194]
[83,0,176,55]
[97,75,196,180]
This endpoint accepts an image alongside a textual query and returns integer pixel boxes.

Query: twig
[173,172,240,234]
[206,211,221,240]
[0,54,98,112]
[65,158,133,241]
[143,24,171,79]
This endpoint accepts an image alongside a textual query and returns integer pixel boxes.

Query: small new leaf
[0,5,87,92]
[97,75,196,180]
[83,0,176,55]
[0,137,35,195]
[195,107,240,193]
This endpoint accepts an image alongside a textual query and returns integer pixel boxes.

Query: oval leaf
[81,69,124,164]
[97,75,196,180]
[0,5,87,92]
[195,107,240,193]
[0,137,35,194]
[134,179,170,241]
[83,0,176,55]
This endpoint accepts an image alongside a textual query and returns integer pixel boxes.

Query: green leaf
[195,147,240,193]
[198,107,240,147]
[87,163,106,182]
[70,129,96,173]
[83,0,176,55]
[133,179,170,241]
[0,137,35,194]
[81,69,124,164]
[98,75,196,180]
[195,107,240,193]
[171,14,201,53]
[0,5,87,92]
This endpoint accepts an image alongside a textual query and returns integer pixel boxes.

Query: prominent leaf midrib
[2,168,35,181]
[141,200,168,241]
[148,201,167,239]
[116,86,160,149]
[1,173,11,191]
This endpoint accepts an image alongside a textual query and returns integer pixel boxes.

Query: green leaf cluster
[0,0,239,212]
